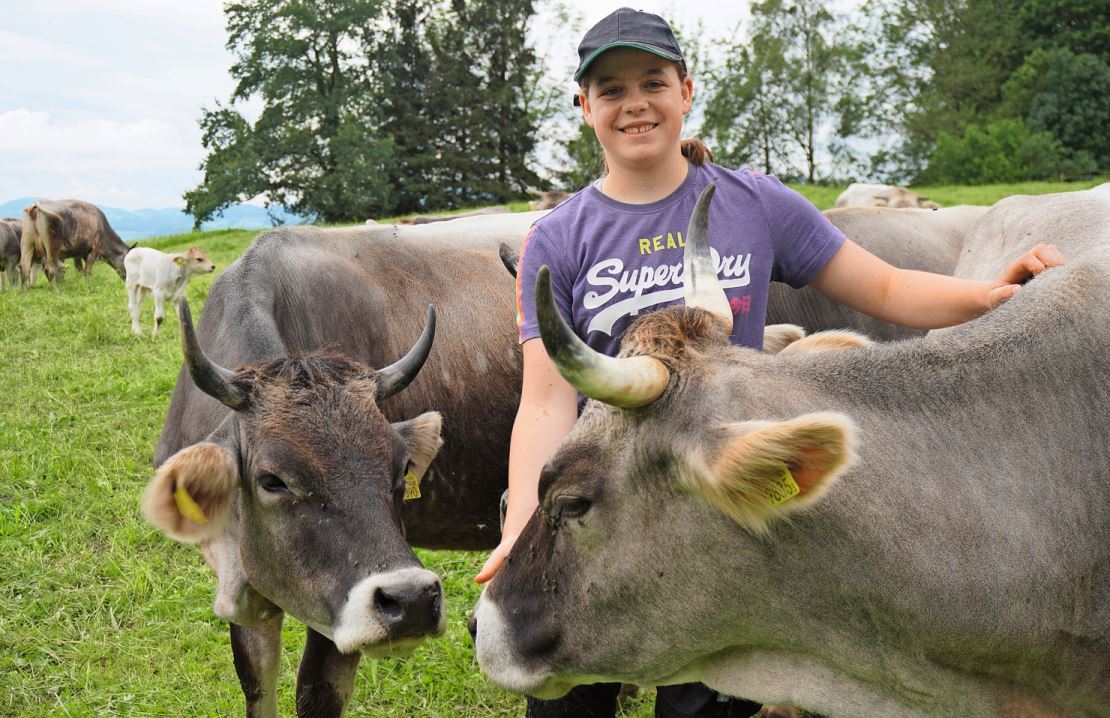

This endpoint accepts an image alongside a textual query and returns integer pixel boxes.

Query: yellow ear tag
[765,465,800,506]
[403,470,421,501]
[174,484,209,525]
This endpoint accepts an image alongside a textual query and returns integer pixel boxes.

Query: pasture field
[0,178,1101,717]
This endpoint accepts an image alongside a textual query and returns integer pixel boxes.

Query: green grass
[0,178,1100,716]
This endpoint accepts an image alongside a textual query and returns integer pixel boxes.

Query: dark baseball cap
[573,8,684,83]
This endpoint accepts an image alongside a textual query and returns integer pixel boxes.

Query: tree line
[186,0,1109,225]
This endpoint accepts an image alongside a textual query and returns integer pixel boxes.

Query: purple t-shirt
[516,162,846,356]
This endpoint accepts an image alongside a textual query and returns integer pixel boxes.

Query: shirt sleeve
[755,173,846,288]
[516,224,574,344]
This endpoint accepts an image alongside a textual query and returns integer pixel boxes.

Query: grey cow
[473,186,1110,717]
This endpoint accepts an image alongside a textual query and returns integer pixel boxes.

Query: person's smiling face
[580,47,693,175]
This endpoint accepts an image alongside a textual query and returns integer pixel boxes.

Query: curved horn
[683,183,732,330]
[498,242,520,279]
[536,267,669,408]
[178,299,248,410]
[375,304,437,401]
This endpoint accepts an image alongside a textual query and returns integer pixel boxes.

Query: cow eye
[555,496,591,522]
[257,473,290,494]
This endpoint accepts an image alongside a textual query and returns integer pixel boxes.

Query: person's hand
[475,533,519,584]
[987,243,1067,309]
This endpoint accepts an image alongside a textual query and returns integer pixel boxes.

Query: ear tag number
[174,484,209,524]
[765,465,800,506]
[403,470,421,501]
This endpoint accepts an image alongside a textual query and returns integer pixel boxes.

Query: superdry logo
[582,249,752,335]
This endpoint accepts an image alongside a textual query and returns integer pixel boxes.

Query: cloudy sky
[1,1,750,211]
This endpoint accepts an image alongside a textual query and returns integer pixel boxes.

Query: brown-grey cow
[473,186,1109,717]
[148,214,545,717]
[19,198,131,288]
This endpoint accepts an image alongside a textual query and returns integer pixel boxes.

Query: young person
[475,8,1064,717]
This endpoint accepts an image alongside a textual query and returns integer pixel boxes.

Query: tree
[1001,47,1110,170]
[186,0,394,224]
[701,0,848,182]
[924,119,1074,184]
[187,0,546,224]
[551,122,605,191]
[701,40,793,174]
[1016,0,1110,62]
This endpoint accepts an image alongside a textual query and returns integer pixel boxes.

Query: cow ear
[393,411,443,480]
[693,412,857,532]
[762,324,806,354]
[143,442,238,543]
[778,330,872,355]
[173,255,186,266]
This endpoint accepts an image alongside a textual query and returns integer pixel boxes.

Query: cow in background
[835,182,940,209]
[19,199,132,289]
[473,185,1110,717]
[124,246,216,336]
[1,218,22,289]
[398,206,511,225]
[1,216,59,289]
[529,191,571,211]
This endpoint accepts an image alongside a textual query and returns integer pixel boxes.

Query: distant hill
[0,198,307,241]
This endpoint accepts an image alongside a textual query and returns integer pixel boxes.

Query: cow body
[19,198,130,288]
[770,205,988,340]
[474,190,1110,717]
[0,218,21,288]
[950,183,1110,281]
[125,246,216,336]
[834,182,940,209]
[150,214,553,716]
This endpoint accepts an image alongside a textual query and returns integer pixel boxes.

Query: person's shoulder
[700,163,785,192]
[532,186,601,240]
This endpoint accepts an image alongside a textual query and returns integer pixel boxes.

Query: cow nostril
[373,588,404,622]
[467,610,478,642]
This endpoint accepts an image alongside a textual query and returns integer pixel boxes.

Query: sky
[0,1,752,211]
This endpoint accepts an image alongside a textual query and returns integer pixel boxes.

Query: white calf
[125,246,215,336]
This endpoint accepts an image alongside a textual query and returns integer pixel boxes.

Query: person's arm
[475,339,578,584]
[809,239,1066,330]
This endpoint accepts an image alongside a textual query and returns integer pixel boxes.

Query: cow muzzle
[332,567,445,656]
[473,593,565,697]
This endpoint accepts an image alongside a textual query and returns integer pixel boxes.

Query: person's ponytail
[680,138,713,165]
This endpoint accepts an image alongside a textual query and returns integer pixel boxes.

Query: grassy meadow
[0,178,1102,717]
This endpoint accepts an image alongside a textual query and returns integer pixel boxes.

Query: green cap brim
[573,42,683,82]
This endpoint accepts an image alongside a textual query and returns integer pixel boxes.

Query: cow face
[473,310,858,696]
[143,301,447,656]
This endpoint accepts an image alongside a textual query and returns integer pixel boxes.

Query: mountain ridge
[0,198,306,241]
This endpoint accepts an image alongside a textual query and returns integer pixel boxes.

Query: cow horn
[375,304,437,401]
[683,183,732,330]
[178,299,248,410]
[536,267,669,408]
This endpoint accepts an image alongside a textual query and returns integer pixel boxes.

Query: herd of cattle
[129,182,1109,718]
[7,183,1105,716]
[1,198,218,335]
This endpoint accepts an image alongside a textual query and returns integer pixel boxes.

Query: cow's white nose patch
[332,567,444,654]
[473,593,551,693]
